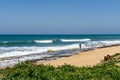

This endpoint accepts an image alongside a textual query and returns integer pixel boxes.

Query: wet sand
[37,46,120,67]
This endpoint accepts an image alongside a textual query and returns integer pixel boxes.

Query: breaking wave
[34,40,53,43]
[61,39,91,42]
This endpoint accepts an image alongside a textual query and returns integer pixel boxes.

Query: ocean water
[1,34,120,67]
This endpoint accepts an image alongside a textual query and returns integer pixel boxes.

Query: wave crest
[61,39,91,42]
[34,40,53,43]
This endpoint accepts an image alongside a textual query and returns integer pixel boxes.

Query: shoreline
[37,45,120,67]
[0,44,120,68]
[0,49,80,68]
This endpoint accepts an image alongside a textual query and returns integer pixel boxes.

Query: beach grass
[0,53,120,80]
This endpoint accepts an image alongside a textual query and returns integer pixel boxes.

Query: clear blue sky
[0,0,120,34]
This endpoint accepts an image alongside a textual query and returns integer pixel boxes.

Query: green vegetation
[0,53,120,80]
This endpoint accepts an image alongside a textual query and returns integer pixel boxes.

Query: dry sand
[37,46,120,67]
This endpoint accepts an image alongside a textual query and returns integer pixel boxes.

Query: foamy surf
[61,39,91,42]
[0,44,80,58]
[85,40,120,48]
[34,40,53,43]
[1,40,120,58]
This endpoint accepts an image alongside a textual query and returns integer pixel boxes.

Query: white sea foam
[0,55,51,68]
[1,40,120,59]
[0,44,79,58]
[86,40,120,48]
[100,40,120,45]
[61,39,91,42]
[34,40,53,43]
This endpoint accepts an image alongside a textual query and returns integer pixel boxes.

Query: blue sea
[1,34,120,67]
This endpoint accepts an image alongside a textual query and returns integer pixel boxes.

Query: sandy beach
[37,46,120,67]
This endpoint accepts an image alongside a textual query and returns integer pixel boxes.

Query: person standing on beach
[79,44,82,50]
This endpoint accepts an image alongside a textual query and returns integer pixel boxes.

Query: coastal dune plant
[0,53,120,80]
